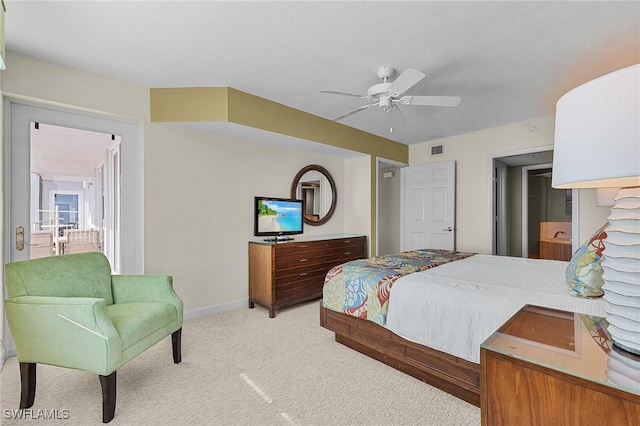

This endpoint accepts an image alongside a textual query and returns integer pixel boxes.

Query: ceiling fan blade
[387,68,426,96]
[321,90,366,99]
[397,95,462,107]
[333,103,377,121]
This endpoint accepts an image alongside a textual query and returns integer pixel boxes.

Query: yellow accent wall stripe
[150,87,408,163]
[150,87,229,122]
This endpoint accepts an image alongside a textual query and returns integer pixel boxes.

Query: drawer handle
[344,252,351,255]
[299,272,308,276]
[300,245,308,248]
[300,258,308,262]
[344,240,351,243]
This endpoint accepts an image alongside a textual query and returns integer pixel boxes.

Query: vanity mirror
[290,164,337,226]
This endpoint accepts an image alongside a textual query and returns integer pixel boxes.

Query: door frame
[488,145,579,256]
[3,98,143,358]
[494,159,508,255]
[3,98,142,273]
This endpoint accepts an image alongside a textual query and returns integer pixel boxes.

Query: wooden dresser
[481,305,640,426]
[248,234,366,318]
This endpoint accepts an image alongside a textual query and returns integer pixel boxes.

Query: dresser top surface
[249,233,365,246]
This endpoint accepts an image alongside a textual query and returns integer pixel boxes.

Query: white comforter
[384,254,606,364]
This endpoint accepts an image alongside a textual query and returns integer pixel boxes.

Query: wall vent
[431,144,444,156]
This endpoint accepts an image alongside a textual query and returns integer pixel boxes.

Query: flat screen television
[254,196,304,241]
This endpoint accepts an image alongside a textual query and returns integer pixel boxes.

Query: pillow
[566,223,608,298]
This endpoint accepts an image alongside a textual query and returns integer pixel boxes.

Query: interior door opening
[377,157,407,256]
[491,148,577,259]
[4,100,142,359]
[29,122,120,268]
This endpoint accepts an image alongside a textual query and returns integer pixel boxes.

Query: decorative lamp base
[602,187,640,355]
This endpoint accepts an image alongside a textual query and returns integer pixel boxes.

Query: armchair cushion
[107,302,180,363]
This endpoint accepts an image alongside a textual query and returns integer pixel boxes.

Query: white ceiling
[31,123,116,181]
[5,1,640,148]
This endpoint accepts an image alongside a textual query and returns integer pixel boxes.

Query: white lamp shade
[552,64,640,189]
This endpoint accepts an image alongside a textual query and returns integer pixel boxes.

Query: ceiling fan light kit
[322,66,462,122]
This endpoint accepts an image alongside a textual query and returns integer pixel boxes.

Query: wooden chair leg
[172,328,182,364]
[19,362,36,409]
[99,371,116,423]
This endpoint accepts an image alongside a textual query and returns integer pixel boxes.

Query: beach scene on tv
[257,200,303,233]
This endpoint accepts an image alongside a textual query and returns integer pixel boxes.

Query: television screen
[254,197,304,239]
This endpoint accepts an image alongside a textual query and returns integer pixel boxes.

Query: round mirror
[290,164,337,226]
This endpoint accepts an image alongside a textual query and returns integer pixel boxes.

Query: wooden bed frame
[320,304,481,407]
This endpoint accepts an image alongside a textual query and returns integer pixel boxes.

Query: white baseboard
[183,298,248,321]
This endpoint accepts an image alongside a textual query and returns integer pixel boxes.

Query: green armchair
[4,252,183,423]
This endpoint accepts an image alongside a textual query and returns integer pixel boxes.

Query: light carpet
[0,300,480,425]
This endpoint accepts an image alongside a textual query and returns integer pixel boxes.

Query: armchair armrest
[4,296,121,375]
[111,275,183,319]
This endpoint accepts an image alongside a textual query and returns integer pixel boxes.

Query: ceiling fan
[322,66,462,122]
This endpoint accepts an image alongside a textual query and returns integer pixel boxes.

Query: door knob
[16,226,26,251]
[16,226,37,251]
[442,227,453,232]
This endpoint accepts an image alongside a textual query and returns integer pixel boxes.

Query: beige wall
[144,122,349,310]
[344,156,372,254]
[578,189,611,240]
[409,116,612,253]
[0,51,364,316]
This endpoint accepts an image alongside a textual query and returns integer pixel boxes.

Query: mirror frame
[290,164,337,226]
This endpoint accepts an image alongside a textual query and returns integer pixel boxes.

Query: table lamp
[552,64,640,355]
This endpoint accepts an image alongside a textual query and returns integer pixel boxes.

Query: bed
[319,249,607,406]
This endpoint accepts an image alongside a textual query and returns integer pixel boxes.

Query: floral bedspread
[322,249,474,325]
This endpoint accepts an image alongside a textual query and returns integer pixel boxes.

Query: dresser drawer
[274,278,324,303]
[275,247,326,262]
[274,240,326,254]
[326,237,365,249]
[275,265,328,284]
[275,255,327,275]
[326,245,364,260]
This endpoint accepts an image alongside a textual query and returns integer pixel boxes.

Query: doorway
[4,100,142,356]
[5,101,142,272]
[522,165,573,260]
[377,158,406,256]
[491,148,577,258]
[30,122,117,263]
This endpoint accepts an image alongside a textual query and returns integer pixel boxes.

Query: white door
[401,161,456,251]
[5,101,142,272]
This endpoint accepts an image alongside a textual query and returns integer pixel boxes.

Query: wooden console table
[248,234,366,318]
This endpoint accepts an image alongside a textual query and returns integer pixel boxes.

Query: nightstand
[480,305,640,426]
